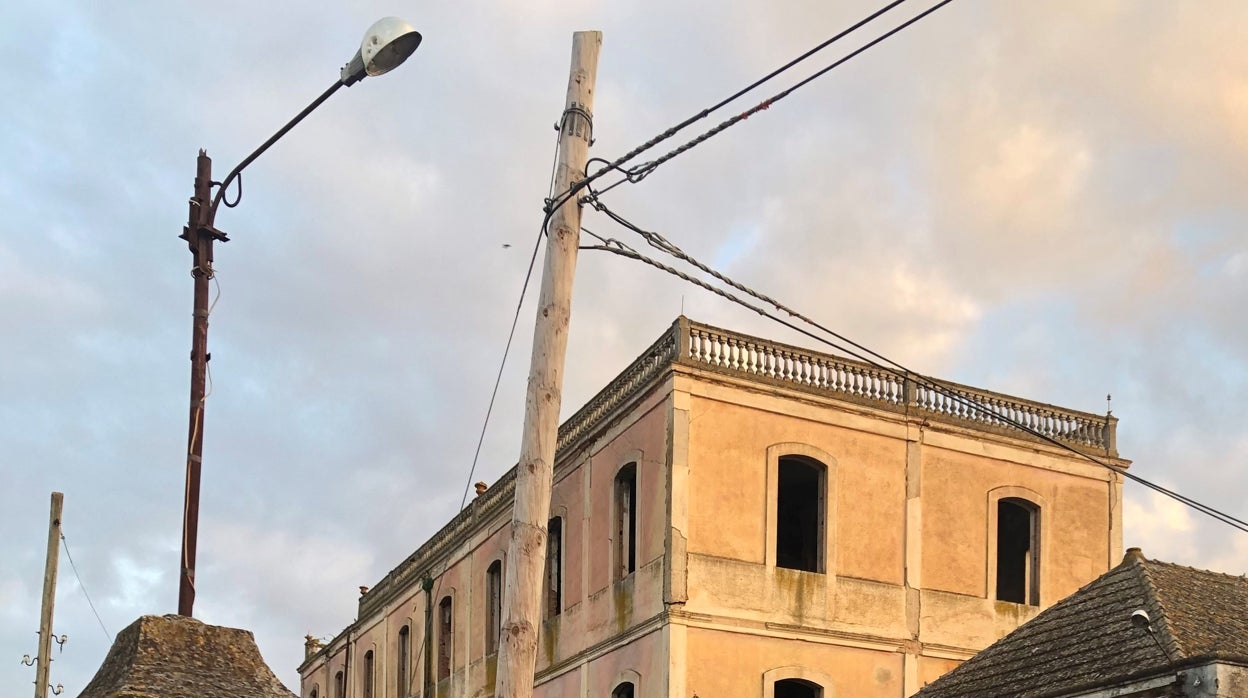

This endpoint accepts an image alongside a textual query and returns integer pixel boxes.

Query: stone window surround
[395,620,413,698]
[611,453,643,581]
[435,589,456,682]
[985,485,1050,606]
[762,665,833,697]
[611,668,642,696]
[361,647,376,698]
[546,506,567,618]
[484,558,504,656]
[764,443,839,573]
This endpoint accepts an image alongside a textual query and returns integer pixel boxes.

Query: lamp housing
[341,17,422,86]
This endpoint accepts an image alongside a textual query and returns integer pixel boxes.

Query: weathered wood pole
[34,492,63,698]
[495,30,601,698]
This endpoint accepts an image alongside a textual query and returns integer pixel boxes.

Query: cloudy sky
[3,0,1246,693]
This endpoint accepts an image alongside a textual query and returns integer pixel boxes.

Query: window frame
[546,516,563,616]
[614,462,639,581]
[437,595,454,681]
[485,560,503,655]
[762,666,832,698]
[362,649,375,698]
[396,623,411,698]
[764,444,837,574]
[986,486,1049,607]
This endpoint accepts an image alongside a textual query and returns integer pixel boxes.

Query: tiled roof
[915,549,1248,698]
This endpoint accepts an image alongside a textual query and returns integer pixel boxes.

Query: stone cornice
[308,316,1119,668]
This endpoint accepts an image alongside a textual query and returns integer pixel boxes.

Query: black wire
[218,173,242,209]
[60,532,113,640]
[616,0,957,186]
[589,0,913,186]
[547,0,918,208]
[584,211,1248,535]
[405,132,564,688]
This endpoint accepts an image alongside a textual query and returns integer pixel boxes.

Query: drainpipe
[422,576,434,696]
[344,630,353,698]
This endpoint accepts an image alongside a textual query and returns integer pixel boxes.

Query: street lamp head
[340,17,422,86]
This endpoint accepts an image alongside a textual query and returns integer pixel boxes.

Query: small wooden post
[495,31,601,698]
[35,492,63,698]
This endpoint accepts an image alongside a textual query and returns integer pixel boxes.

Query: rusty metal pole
[177,151,215,617]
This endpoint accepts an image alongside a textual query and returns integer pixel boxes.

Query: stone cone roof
[76,614,296,698]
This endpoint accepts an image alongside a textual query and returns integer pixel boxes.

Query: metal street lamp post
[176,17,422,617]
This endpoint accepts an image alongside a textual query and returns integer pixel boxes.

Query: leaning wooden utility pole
[34,492,63,698]
[495,31,601,698]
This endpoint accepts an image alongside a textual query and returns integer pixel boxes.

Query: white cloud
[4,0,1248,692]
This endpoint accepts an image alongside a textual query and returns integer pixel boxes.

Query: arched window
[775,678,823,698]
[333,671,345,698]
[996,498,1040,605]
[362,650,375,698]
[485,561,503,654]
[437,596,453,680]
[615,463,638,579]
[309,686,319,698]
[775,456,826,573]
[397,625,410,697]
[546,517,563,616]
[612,681,636,698]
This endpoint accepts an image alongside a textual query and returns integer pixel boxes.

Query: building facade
[299,317,1127,698]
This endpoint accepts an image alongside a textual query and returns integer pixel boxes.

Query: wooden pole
[177,150,214,617]
[34,492,63,698]
[495,31,601,698]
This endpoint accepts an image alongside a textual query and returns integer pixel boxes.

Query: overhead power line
[585,0,957,200]
[542,0,927,214]
[60,531,112,640]
[581,206,1248,536]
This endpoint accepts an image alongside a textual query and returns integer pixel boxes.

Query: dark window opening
[546,517,563,616]
[437,596,453,680]
[362,650,374,698]
[397,625,410,697]
[310,687,319,698]
[486,561,503,654]
[775,678,823,698]
[612,681,636,698]
[996,498,1039,605]
[776,456,825,572]
[615,464,638,579]
[334,671,345,698]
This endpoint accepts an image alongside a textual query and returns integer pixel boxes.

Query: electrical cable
[404,129,565,689]
[587,0,957,199]
[583,0,914,196]
[582,210,1248,535]
[60,531,112,640]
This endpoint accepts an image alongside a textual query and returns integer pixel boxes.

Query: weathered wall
[302,381,673,698]
[676,366,1122,697]
[684,625,905,697]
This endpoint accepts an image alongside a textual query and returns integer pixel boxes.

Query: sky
[2,0,1246,693]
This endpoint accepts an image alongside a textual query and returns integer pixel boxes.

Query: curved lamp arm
[207,79,345,223]
[205,17,421,224]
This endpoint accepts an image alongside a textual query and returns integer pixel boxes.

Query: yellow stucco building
[299,317,1126,698]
